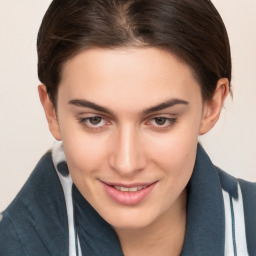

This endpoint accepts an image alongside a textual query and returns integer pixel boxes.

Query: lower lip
[102,182,157,205]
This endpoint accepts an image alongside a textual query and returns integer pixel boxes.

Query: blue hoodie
[0,143,255,256]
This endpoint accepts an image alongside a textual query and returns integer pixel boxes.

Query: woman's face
[54,47,205,229]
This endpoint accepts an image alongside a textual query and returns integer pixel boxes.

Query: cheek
[152,140,196,182]
[147,122,199,164]
[59,120,110,179]
[145,118,200,186]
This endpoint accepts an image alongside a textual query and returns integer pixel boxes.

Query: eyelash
[78,116,111,131]
[78,116,177,132]
[145,117,177,131]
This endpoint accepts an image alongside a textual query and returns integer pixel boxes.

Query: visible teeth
[120,187,129,192]
[114,185,147,192]
[129,187,139,192]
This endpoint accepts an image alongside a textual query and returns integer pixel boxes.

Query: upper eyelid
[142,113,177,122]
[146,117,176,124]
[77,113,177,124]
[77,112,117,123]
[78,117,177,134]
[82,116,108,124]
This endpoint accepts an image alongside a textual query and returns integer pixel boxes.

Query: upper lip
[101,180,158,188]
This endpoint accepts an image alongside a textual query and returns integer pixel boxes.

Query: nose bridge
[110,124,145,175]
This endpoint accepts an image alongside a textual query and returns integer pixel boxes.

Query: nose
[109,125,146,176]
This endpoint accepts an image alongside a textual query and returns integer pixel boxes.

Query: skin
[39,47,229,255]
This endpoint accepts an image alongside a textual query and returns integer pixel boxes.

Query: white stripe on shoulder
[222,189,234,256]
[233,183,249,255]
[222,183,249,256]
[52,141,78,256]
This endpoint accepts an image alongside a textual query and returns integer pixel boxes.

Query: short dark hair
[37,0,231,106]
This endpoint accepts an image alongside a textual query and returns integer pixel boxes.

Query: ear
[199,78,229,135]
[38,84,62,141]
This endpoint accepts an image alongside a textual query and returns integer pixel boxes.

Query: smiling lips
[102,181,157,205]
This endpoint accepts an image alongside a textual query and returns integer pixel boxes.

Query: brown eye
[89,116,102,125]
[154,117,167,126]
[145,116,177,131]
[78,115,111,132]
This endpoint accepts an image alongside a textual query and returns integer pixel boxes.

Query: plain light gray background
[0,0,256,212]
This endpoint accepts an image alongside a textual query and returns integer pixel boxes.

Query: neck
[114,190,187,256]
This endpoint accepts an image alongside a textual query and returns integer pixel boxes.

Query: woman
[0,0,255,255]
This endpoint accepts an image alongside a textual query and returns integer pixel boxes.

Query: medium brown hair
[37,0,231,106]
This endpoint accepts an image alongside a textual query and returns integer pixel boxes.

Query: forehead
[58,47,202,110]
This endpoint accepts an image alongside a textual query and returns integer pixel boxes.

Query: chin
[101,207,159,230]
[111,219,154,231]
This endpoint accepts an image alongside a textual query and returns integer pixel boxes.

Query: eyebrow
[143,98,189,114]
[69,99,114,115]
[68,98,189,115]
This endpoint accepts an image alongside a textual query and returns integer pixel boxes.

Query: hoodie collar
[50,142,225,255]
[181,143,225,256]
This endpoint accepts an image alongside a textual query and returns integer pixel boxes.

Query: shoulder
[238,178,256,200]
[0,152,69,256]
[215,166,256,216]
[216,166,256,201]
[0,212,26,256]
[238,178,256,256]
[216,167,256,256]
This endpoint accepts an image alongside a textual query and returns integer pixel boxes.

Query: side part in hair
[37,0,231,106]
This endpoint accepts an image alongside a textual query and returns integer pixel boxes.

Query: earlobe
[38,85,62,141]
[199,78,229,135]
